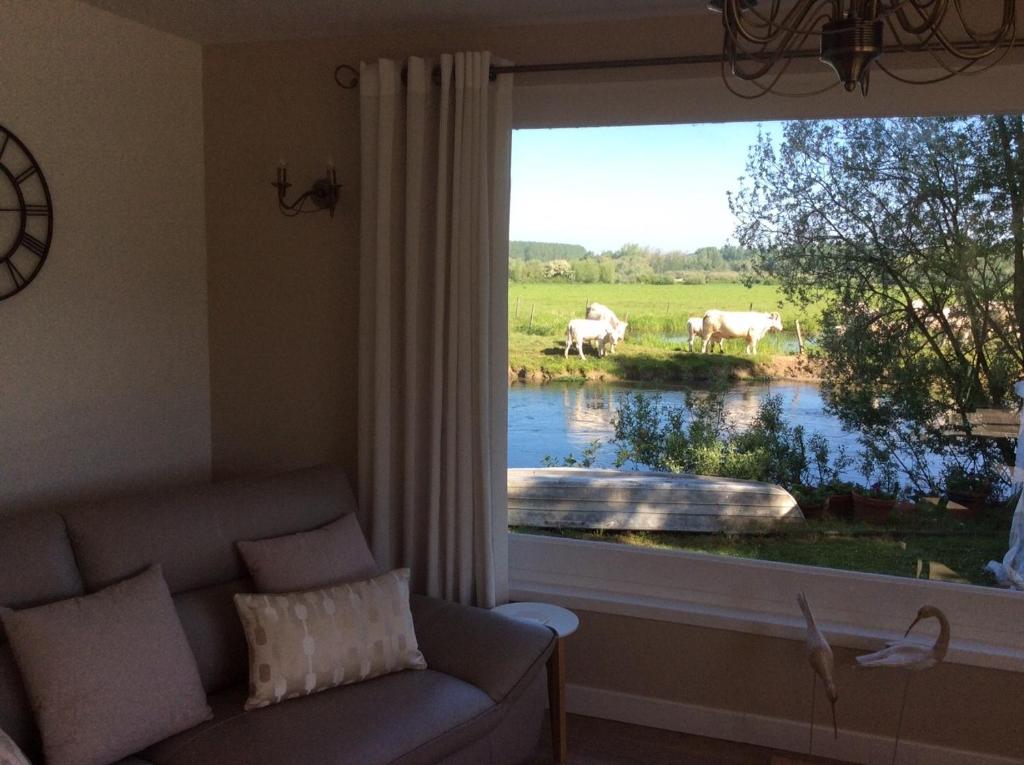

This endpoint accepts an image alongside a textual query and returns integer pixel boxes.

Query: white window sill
[508,533,1024,673]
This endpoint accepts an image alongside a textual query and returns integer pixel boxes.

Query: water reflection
[508,380,862,474]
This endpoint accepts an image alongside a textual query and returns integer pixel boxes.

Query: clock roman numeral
[5,259,26,288]
[15,166,37,184]
[24,204,49,216]
[20,232,47,257]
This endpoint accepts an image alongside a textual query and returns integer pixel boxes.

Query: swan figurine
[855,605,950,671]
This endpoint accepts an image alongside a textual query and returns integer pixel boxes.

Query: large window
[507,117,1023,593]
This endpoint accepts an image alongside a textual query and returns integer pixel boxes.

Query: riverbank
[508,282,824,385]
[509,339,822,384]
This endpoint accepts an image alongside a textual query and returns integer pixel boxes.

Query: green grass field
[508,282,823,382]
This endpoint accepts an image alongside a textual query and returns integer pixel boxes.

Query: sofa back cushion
[59,465,362,694]
[0,511,84,757]
[62,466,358,594]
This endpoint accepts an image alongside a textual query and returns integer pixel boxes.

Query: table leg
[547,638,567,763]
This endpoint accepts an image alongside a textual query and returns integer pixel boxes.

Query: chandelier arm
[725,0,834,45]
[949,0,1016,44]
[729,11,834,81]
[720,37,841,98]
[893,0,949,37]
[885,12,1013,65]
[874,55,979,85]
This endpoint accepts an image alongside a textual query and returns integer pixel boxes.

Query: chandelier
[707,1,1018,97]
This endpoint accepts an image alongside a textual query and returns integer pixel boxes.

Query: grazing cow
[701,310,783,354]
[686,316,705,352]
[565,318,615,359]
[586,302,628,353]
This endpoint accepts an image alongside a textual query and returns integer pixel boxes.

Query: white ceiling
[81,0,710,45]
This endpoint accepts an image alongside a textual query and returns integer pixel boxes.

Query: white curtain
[357,53,513,608]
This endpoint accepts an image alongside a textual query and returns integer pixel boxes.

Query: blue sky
[509,121,785,254]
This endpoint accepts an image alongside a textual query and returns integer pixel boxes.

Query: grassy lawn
[509,282,824,382]
[516,520,1009,587]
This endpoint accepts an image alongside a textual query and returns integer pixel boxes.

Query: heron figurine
[855,605,950,671]
[855,605,950,765]
[797,592,838,752]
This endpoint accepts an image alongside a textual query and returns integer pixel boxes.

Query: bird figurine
[855,606,950,765]
[855,605,950,671]
[797,592,839,742]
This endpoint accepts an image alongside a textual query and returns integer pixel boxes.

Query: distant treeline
[508,241,762,284]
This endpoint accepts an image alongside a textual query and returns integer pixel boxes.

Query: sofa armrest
[410,594,555,704]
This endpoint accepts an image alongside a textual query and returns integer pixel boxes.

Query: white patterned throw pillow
[0,727,31,765]
[234,568,426,710]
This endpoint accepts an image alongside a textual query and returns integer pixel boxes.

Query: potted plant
[823,480,856,520]
[943,464,994,518]
[791,483,829,520]
[852,481,900,524]
[800,435,855,520]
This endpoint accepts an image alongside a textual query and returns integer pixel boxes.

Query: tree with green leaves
[731,115,1024,491]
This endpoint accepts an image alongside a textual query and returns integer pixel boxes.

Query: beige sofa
[0,466,555,764]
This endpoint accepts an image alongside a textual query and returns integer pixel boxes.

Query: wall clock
[0,124,52,301]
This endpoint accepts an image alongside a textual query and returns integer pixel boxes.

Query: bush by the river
[608,391,1008,501]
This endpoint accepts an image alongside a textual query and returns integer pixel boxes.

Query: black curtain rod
[334,39,1017,89]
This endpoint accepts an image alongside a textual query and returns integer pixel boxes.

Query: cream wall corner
[0,1,210,512]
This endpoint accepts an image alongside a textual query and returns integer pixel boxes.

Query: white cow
[586,302,628,353]
[565,318,615,359]
[686,316,706,352]
[701,310,783,354]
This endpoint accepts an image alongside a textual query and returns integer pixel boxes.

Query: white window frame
[509,532,1024,672]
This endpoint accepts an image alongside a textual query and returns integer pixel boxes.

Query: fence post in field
[749,301,753,311]
[795,320,805,355]
[515,296,520,318]
[529,303,535,331]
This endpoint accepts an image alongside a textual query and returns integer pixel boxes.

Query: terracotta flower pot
[851,491,897,525]
[947,488,988,519]
[796,498,826,520]
[824,492,854,520]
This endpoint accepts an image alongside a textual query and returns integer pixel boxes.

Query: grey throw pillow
[0,565,212,765]
[236,513,378,593]
[0,726,31,765]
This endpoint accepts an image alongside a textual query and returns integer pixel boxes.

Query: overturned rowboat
[507,467,803,533]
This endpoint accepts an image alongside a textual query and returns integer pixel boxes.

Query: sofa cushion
[62,466,357,594]
[0,511,84,760]
[0,725,31,765]
[237,513,378,593]
[0,511,83,609]
[235,569,426,710]
[0,639,36,760]
[1,566,212,765]
[145,672,499,765]
[173,578,251,694]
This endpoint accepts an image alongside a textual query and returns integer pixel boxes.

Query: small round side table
[494,602,579,764]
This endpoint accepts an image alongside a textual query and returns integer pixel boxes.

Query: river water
[508,380,862,475]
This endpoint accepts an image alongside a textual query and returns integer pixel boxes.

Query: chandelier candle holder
[273,161,341,217]
[707,0,1017,97]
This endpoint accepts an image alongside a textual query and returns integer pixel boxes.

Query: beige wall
[0,1,209,512]
[568,610,1024,760]
[203,13,1024,758]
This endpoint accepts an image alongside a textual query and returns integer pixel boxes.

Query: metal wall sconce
[273,162,341,217]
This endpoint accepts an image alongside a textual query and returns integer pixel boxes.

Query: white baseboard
[566,683,1018,765]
